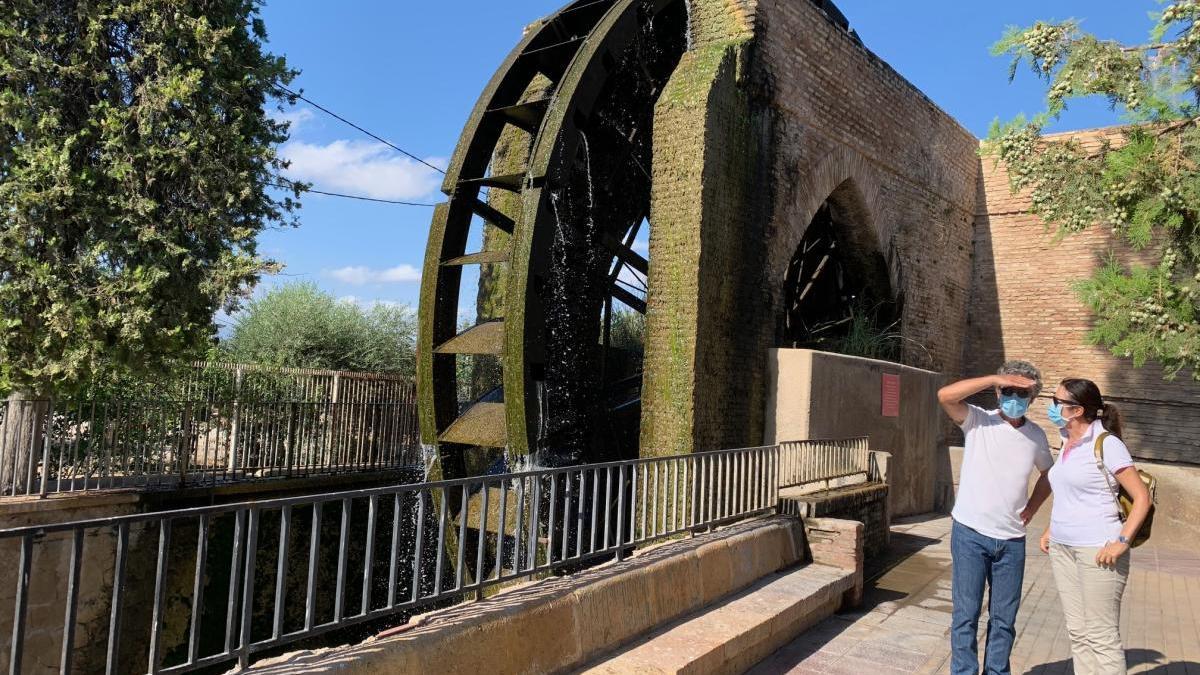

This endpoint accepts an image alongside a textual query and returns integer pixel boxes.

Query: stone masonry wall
[972,127,1200,464]
[781,482,889,559]
[643,34,768,455]
[754,1,980,381]
[642,0,980,458]
[0,495,149,673]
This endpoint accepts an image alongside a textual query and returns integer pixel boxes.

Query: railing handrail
[777,437,871,446]
[0,438,868,674]
[180,360,415,381]
[0,391,422,498]
[0,397,415,404]
[0,444,787,539]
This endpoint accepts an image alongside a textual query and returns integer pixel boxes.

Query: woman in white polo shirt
[1038,378,1152,675]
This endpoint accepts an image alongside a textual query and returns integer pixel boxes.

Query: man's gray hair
[997,360,1042,396]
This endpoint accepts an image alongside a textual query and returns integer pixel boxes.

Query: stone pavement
[749,513,1200,675]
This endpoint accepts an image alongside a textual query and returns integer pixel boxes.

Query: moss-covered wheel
[417,0,688,480]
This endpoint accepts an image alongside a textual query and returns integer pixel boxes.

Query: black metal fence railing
[0,438,867,673]
[0,395,420,498]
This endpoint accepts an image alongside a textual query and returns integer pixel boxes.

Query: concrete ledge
[249,516,816,674]
[0,491,142,527]
[578,563,853,675]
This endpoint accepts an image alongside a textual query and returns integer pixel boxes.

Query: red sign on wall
[881,374,900,417]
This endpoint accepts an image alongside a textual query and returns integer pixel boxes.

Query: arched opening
[780,191,898,359]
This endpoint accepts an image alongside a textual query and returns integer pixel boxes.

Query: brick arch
[771,147,894,296]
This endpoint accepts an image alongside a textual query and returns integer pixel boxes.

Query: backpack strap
[1093,431,1127,523]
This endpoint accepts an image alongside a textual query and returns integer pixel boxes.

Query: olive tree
[221,283,417,376]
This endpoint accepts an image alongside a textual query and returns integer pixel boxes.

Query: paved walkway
[749,513,1200,675]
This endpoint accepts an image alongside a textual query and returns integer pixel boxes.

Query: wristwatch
[1117,535,1129,545]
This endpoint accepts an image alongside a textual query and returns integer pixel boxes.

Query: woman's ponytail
[1100,403,1124,440]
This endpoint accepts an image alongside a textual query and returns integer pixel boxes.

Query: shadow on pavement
[865,528,944,581]
[1023,647,1197,674]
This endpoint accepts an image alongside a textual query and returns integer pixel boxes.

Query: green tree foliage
[984,4,1200,378]
[221,283,417,376]
[608,307,645,354]
[0,1,303,397]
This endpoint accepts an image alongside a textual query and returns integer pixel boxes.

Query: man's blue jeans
[951,519,1026,675]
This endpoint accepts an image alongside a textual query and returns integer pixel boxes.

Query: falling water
[684,0,694,51]
[419,443,439,481]
[579,130,596,230]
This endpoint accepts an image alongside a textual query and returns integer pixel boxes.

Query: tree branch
[1120,43,1170,53]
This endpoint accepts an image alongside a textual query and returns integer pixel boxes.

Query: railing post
[285,401,296,476]
[23,400,40,496]
[179,401,193,487]
[238,508,260,670]
[330,373,341,466]
[10,533,32,674]
[38,399,54,497]
[228,366,243,475]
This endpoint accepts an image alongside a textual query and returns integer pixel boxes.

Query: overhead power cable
[273,82,446,175]
[270,180,437,207]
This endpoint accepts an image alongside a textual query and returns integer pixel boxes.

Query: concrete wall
[765,349,944,517]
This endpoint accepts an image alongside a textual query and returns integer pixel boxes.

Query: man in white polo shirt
[937,360,1053,675]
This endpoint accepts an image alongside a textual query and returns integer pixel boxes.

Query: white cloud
[280,139,444,201]
[269,107,316,133]
[327,264,422,285]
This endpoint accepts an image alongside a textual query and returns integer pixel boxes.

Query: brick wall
[781,482,890,559]
[802,516,865,607]
[643,42,744,456]
[972,127,1200,463]
[754,0,979,378]
[642,0,980,456]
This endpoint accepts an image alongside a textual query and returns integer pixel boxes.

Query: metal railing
[0,443,804,674]
[777,437,879,492]
[0,395,420,498]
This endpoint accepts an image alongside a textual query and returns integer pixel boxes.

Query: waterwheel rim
[418,0,688,478]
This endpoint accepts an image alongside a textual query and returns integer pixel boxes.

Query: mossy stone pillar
[641,33,773,458]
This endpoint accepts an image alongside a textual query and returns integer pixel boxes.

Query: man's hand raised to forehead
[994,374,1037,391]
[939,374,1022,425]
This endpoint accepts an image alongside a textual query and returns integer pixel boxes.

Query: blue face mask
[1047,402,1068,427]
[999,393,1030,419]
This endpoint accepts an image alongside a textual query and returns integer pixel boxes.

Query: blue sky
[248,0,1161,323]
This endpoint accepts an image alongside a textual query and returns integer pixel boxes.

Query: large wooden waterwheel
[417,0,687,478]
